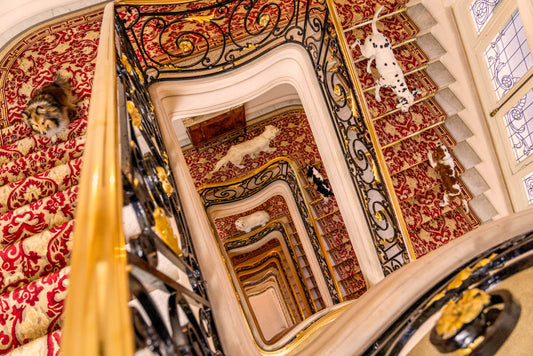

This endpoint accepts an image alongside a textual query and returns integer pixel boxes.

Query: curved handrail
[62,3,133,355]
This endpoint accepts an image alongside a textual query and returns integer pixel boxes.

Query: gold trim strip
[342,7,407,33]
[62,3,133,355]
[372,93,436,121]
[326,0,416,261]
[380,121,445,150]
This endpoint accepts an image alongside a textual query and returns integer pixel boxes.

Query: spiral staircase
[0,0,503,354]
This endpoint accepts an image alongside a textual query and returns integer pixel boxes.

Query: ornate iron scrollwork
[115,0,409,275]
[117,20,223,354]
[199,158,340,303]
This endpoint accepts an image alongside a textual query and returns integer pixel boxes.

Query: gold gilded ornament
[127,100,142,129]
[435,288,490,339]
[179,39,193,53]
[259,14,270,27]
[153,206,182,256]
[156,166,174,196]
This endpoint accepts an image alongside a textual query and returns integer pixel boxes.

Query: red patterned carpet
[186,109,367,300]
[0,8,102,354]
[338,1,481,259]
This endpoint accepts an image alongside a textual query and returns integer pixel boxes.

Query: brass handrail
[325,0,416,261]
[62,3,133,355]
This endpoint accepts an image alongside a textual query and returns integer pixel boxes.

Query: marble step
[333,0,410,29]
[400,180,472,230]
[409,206,481,258]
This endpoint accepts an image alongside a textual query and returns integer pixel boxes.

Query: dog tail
[53,71,71,92]
[372,6,384,35]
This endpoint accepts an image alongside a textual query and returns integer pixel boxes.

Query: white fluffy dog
[235,211,270,233]
[351,6,419,112]
[212,125,280,172]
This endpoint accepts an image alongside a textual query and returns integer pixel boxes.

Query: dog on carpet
[427,143,469,213]
[22,71,75,139]
[235,210,270,234]
[307,165,334,202]
[351,6,419,112]
[211,125,280,172]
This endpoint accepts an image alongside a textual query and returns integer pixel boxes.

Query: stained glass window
[484,10,533,99]
[504,88,533,162]
[470,0,503,33]
[522,171,533,204]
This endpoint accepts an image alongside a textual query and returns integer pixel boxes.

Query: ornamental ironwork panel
[199,158,340,302]
[117,22,224,354]
[225,220,317,313]
[115,0,409,275]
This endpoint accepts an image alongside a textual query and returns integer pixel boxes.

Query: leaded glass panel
[470,0,503,33]
[504,88,533,162]
[484,10,533,99]
[522,171,533,204]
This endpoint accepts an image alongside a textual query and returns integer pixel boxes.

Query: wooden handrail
[62,3,134,355]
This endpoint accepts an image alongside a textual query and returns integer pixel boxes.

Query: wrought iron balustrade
[116,15,223,354]
[114,0,409,275]
[199,157,340,302]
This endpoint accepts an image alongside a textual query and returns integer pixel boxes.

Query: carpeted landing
[0,9,102,355]
[334,0,481,259]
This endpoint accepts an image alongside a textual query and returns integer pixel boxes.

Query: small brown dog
[22,71,75,138]
[428,143,469,213]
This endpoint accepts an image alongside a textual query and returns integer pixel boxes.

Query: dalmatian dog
[306,165,334,202]
[351,6,419,112]
[427,143,469,213]
[235,210,270,233]
[211,125,280,172]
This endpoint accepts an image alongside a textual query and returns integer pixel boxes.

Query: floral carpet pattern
[185,108,367,300]
[0,8,102,354]
[341,1,481,259]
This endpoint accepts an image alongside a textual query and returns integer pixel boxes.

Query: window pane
[484,11,533,99]
[504,88,533,162]
[470,0,503,33]
[522,171,533,204]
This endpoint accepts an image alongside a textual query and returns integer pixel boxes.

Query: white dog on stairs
[351,6,419,112]
[212,125,280,172]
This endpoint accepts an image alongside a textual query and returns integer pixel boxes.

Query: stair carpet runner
[335,0,481,258]
[285,220,326,311]
[0,9,102,355]
[298,164,366,301]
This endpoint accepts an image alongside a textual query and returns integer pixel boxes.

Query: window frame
[453,0,533,211]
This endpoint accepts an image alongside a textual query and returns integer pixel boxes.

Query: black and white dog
[351,6,419,112]
[307,165,333,201]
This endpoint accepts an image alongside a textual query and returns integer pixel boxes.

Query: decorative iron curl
[115,0,409,274]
